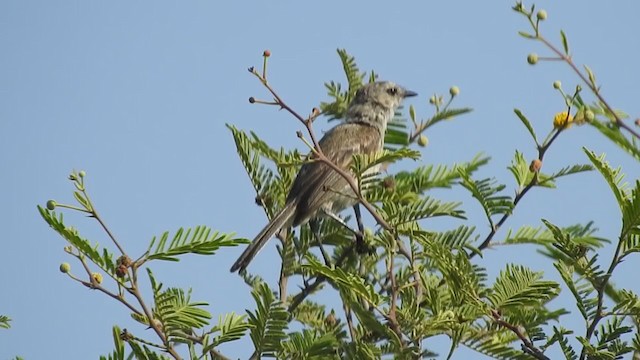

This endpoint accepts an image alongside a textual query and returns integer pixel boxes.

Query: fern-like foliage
[279,330,340,359]
[247,283,289,358]
[587,106,640,161]
[458,169,513,226]
[320,49,367,120]
[488,264,560,310]
[0,315,11,329]
[584,148,640,239]
[99,326,126,360]
[37,206,118,277]
[146,269,211,342]
[203,313,252,351]
[145,226,244,262]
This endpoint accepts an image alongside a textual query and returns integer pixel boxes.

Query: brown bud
[263,50,271,57]
[529,159,542,172]
[116,264,128,278]
[117,255,132,267]
[382,176,396,190]
[635,118,640,126]
[324,311,337,327]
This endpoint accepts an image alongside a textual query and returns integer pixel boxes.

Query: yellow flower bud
[553,111,574,129]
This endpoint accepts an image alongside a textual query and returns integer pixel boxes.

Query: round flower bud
[325,311,337,327]
[263,50,271,57]
[527,53,538,65]
[449,86,460,97]
[64,245,73,253]
[59,262,71,273]
[117,255,132,267]
[585,110,595,121]
[382,176,396,190]
[537,10,547,21]
[46,200,57,210]
[116,264,128,278]
[417,135,429,147]
[429,95,437,105]
[635,119,640,127]
[79,170,86,178]
[92,272,103,284]
[529,159,542,173]
[553,81,561,89]
[248,97,256,104]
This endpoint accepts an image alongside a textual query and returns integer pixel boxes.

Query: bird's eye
[387,87,398,96]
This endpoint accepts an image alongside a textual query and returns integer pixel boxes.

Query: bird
[230,81,417,272]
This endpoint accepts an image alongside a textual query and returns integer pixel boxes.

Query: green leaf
[382,196,465,228]
[303,256,383,306]
[146,226,245,262]
[514,108,538,145]
[247,283,288,358]
[279,330,339,359]
[560,30,570,55]
[488,264,560,310]
[384,119,410,148]
[419,107,473,131]
[584,65,597,88]
[584,149,640,238]
[0,315,11,329]
[518,31,536,39]
[508,150,532,189]
[549,326,578,360]
[351,148,420,177]
[588,119,640,161]
[37,206,118,277]
[458,169,513,226]
[147,269,211,341]
[99,326,126,360]
[320,49,366,120]
[537,164,593,187]
[205,313,252,350]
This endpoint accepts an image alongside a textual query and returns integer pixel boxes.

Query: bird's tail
[230,202,297,273]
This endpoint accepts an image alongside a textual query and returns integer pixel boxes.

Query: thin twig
[579,233,626,360]
[473,114,566,255]
[129,266,183,360]
[537,36,640,140]
[491,310,550,360]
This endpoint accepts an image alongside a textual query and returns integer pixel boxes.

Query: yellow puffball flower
[553,111,574,129]
[92,272,103,284]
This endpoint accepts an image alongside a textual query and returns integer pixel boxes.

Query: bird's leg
[352,204,368,253]
[310,218,332,266]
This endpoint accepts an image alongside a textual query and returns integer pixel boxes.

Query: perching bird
[230,81,417,272]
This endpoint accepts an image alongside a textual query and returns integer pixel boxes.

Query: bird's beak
[403,90,418,98]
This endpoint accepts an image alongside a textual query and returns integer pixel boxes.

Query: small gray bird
[230,81,417,272]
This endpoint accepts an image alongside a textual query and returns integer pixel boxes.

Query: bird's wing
[287,123,382,225]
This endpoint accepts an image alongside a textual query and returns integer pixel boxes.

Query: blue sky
[2,1,640,359]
